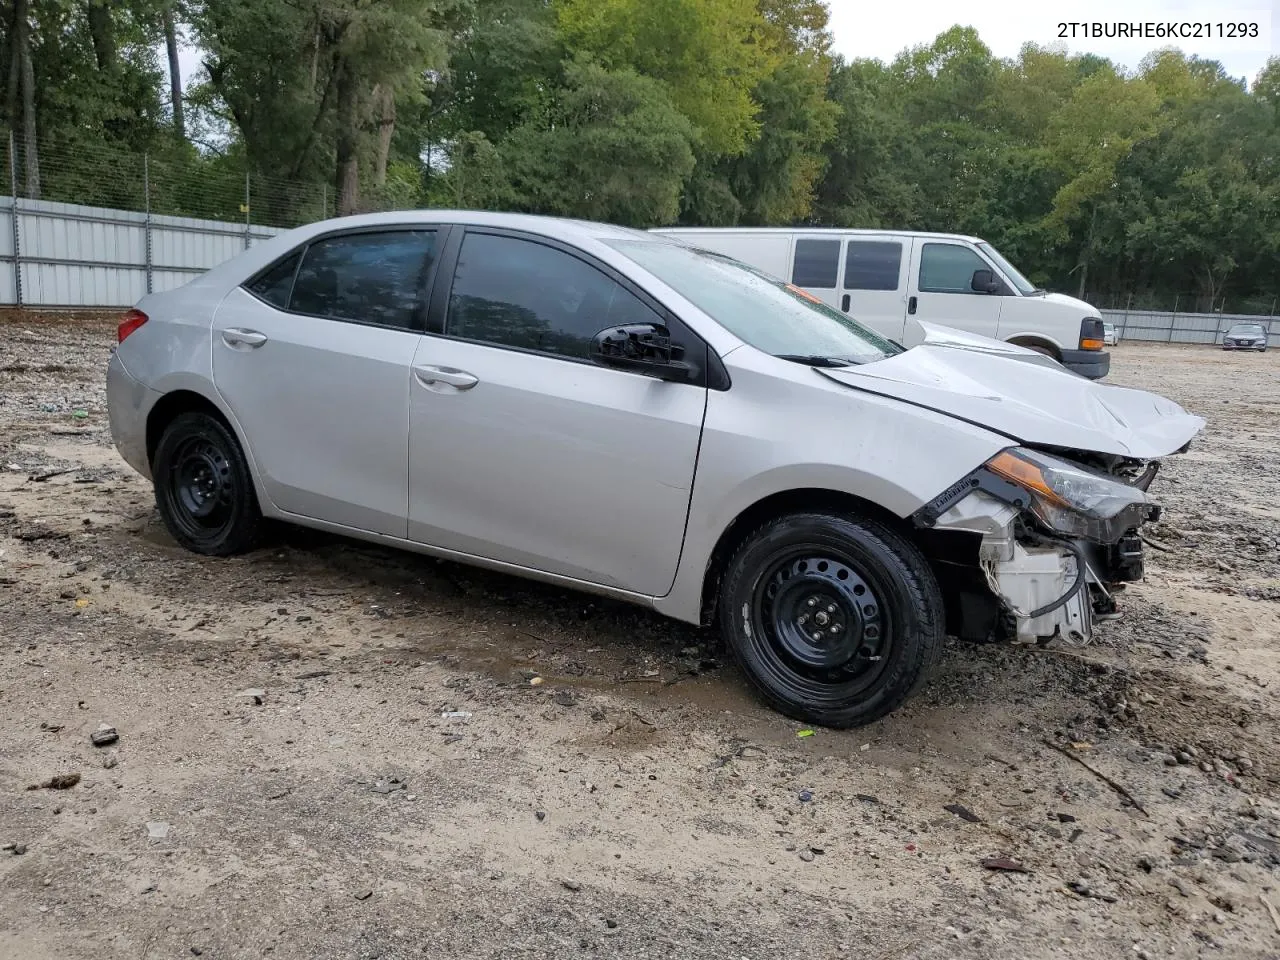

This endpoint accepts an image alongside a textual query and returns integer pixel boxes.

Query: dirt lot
[2,316,1279,960]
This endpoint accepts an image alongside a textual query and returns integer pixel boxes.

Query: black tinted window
[791,239,839,288]
[289,230,437,329]
[447,233,662,360]
[844,241,902,290]
[246,251,300,308]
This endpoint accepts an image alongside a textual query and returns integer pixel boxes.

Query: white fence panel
[1,195,282,307]
[1103,309,1278,346]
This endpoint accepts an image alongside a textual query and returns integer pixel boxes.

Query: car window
[919,243,990,294]
[245,251,301,309]
[843,241,901,291]
[607,238,901,365]
[446,232,663,360]
[1228,324,1265,335]
[289,230,438,329]
[791,238,840,288]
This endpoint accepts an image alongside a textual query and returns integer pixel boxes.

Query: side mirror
[971,269,1001,294]
[589,323,693,381]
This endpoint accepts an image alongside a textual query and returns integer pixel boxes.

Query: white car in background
[650,227,1112,379]
[1103,321,1119,346]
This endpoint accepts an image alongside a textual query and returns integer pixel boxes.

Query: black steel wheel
[153,411,262,555]
[719,512,943,728]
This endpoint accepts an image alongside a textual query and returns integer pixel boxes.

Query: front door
[906,239,1004,339]
[406,229,707,597]
[211,228,441,537]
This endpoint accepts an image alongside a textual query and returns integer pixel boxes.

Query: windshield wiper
[775,354,854,367]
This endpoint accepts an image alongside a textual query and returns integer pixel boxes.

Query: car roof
[288,209,653,244]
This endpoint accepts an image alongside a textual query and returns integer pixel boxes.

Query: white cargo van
[649,228,1110,379]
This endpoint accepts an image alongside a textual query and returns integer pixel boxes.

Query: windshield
[976,242,1037,295]
[605,239,903,365]
[1228,324,1265,336]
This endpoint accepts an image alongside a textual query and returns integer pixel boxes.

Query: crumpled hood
[821,323,1205,460]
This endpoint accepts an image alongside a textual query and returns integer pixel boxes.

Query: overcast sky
[826,0,1277,85]
[175,0,1279,91]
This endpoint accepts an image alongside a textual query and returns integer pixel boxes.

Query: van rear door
[837,237,908,341]
[905,238,1004,339]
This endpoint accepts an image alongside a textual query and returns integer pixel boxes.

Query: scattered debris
[11,843,27,856]
[980,858,1031,874]
[27,773,80,791]
[146,822,171,841]
[798,849,815,862]
[1067,881,1118,903]
[799,789,813,803]
[237,688,266,705]
[529,677,544,687]
[91,724,119,747]
[353,889,373,901]
[535,811,546,821]
[561,879,582,892]
[295,670,331,680]
[1042,739,1148,815]
[944,803,982,823]
[1261,895,1280,934]
[39,722,63,733]
[441,711,472,719]
[795,729,814,738]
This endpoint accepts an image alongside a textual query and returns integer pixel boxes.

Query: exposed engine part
[981,543,1090,645]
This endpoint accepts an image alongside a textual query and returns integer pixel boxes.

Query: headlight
[984,447,1153,543]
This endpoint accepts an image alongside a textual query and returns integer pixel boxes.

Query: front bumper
[1223,341,1266,351]
[106,350,157,480]
[1059,348,1111,379]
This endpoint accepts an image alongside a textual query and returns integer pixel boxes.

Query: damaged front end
[912,445,1173,646]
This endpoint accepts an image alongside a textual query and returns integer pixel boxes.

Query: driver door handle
[222,328,268,348]
[414,364,479,390]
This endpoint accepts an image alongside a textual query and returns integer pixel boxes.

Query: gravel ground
[2,315,1279,960]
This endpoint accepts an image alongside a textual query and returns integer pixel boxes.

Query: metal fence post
[8,131,22,308]
[1168,296,1177,342]
[243,172,251,250]
[143,154,153,295]
[321,184,327,220]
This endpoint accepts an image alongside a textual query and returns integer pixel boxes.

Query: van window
[918,243,990,294]
[844,241,901,291]
[791,239,840,288]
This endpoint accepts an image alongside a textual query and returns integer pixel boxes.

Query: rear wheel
[152,411,262,556]
[718,512,944,728]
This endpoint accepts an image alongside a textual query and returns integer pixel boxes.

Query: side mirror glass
[589,323,693,382]
[971,268,1001,294]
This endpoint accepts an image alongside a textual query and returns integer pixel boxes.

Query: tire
[152,411,262,556]
[718,512,944,729]
[1022,344,1056,358]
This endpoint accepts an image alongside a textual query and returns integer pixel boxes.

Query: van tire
[718,512,944,729]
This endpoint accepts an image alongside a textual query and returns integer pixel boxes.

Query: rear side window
[246,251,301,309]
[791,239,840,288]
[446,232,663,361]
[289,230,438,329]
[919,243,988,294]
[843,241,901,291]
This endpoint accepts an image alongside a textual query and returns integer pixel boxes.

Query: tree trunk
[8,0,39,197]
[373,85,395,187]
[162,3,184,141]
[334,58,360,215]
[86,0,117,73]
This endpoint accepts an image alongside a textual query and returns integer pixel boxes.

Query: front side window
[1228,324,1266,337]
[843,241,902,291]
[446,232,663,360]
[289,230,438,329]
[918,243,992,294]
[791,238,840,289]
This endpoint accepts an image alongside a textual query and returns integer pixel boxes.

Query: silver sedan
[106,211,1204,727]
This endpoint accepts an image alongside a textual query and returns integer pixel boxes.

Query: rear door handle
[841,294,851,312]
[907,296,918,315]
[222,328,268,348]
[414,364,479,390]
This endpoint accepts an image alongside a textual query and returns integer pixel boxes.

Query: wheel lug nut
[827,604,835,613]
[811,632,822,641]
[807,598,817,607]
[798,615,807,625]
[830,626,839,634]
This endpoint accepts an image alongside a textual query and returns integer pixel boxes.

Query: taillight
[1079,317,1104,351]
[118,308,148,343]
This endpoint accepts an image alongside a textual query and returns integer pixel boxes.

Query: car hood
[820,323,1205,460]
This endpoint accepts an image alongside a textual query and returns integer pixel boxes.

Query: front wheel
[152,411,262,556]
[718,513,944,728]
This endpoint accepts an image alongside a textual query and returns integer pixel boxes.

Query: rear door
[837,237,908,341]
[405,228,708,596]
[905,238,1004,338]
[211,227,442,536]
